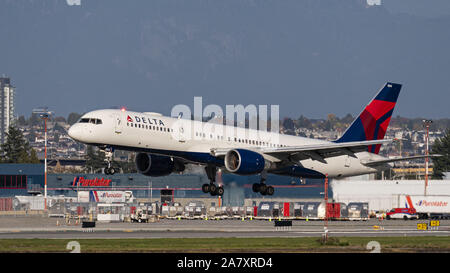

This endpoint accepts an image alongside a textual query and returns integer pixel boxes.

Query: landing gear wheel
[204,165,225,196]
[209,184,217,195]
[105,167,116,175]
[252,183,260,193]
[202,184,210,193]
[216,186,224,196]
[253,182,274,196]
[259,184,267,194]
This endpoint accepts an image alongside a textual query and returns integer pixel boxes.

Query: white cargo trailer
[399,195,450,219]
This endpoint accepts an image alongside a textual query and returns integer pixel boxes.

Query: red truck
[386,208,418,220]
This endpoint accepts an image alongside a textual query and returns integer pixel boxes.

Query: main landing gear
[252,173,274,196]
[202,165,224,196]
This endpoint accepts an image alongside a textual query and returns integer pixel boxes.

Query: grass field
[0,236,449,253]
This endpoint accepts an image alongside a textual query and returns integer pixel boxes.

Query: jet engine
[224,149,266,175]
[135,153,184,176]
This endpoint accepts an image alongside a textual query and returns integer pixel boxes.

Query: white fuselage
[68,109,389,178]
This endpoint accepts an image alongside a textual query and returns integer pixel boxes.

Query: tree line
[281,114,450,133]
[0,125,39,163]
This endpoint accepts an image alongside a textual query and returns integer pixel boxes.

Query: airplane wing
[360,154,443,166]
[211,139,395,164]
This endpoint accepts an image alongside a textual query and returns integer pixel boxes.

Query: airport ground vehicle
[401,195,450,219]
[130,207,151,223]
[386,208,417,220]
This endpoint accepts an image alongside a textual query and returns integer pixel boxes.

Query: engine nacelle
[135,153,176,177]
[224,149,265,175]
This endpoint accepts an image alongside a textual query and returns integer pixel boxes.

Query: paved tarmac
[0,216,448,239]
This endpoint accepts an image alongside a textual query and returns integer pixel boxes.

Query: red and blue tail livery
[336,82,402,154]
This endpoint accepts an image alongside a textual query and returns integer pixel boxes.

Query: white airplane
[68,82,432,196]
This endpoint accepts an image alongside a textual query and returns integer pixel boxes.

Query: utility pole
[33,107,53,210]
[423,119,432,196]
[323,173,329,241]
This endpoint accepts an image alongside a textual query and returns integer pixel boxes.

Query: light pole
[323,173,329,242]
[33,107,53,210]
[423,119,432,196]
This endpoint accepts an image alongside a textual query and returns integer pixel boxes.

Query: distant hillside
[1,0,449,119]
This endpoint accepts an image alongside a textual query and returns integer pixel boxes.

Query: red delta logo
[72,177,112,187]
[127,115,165,126]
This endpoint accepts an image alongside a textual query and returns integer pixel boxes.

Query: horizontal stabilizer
[361,154,443,166]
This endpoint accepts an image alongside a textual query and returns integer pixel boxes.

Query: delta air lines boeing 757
[68,82,433,196]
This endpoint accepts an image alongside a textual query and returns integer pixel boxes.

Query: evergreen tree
[67,112,82,126]
[29,149,40,163]
[1,125,39,163]
[431,129,450,179]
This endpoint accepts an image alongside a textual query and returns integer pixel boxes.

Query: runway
[0,217,448,239]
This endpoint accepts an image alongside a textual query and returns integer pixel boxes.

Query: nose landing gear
[103,147,117,175]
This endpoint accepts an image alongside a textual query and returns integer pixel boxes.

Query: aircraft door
[172,119,187,143]
[114,114,122,134]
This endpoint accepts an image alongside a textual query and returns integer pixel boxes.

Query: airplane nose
[68,125,81,141]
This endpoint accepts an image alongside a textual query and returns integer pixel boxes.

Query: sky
[1,0,449,120]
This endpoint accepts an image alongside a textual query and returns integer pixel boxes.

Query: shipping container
[293,202,307,218]
[257,202,275,217]
[0,198,13,211]
[302,202,321,219]
[282,202,291,217]
[347,202,369,220]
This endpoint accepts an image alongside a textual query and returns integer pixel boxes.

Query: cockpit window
[79,118,102,124]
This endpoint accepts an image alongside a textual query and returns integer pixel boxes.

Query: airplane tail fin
[336,82,402,154]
